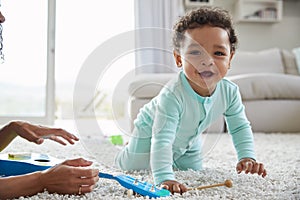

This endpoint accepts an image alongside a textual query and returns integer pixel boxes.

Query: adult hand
[161,180,187,194]
[39,158,99,195]
[236,158,267,178]
[9,121,79,145]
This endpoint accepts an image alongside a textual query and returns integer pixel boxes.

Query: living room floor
[2,119,300,199]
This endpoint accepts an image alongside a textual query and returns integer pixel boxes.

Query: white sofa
[128,48,300,133]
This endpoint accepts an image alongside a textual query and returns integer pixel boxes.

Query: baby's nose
[200,57,213,67]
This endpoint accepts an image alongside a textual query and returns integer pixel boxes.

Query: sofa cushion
[281,49,299,75]
[227,48,284,76]
[129,73,176,98]
[228,73,300,100]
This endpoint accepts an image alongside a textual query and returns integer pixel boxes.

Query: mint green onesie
[115,71,255,185]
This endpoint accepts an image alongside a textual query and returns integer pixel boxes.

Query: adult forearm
[0,121,18,151]
[0,171,44,199]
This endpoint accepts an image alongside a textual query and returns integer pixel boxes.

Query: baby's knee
[173,156,203,171]
[114,148,150,170]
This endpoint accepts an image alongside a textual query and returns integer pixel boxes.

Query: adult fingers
[38,127,79,145]
[78,185,97,195]
[47,135,67,145]
[71,167,99,178]
[51,128,79,144]
[62,158,93,167]
[60,184,96,195]
[21,122,78,145]
[78,176,99,186]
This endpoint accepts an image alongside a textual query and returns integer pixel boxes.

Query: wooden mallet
[187,179,233,191]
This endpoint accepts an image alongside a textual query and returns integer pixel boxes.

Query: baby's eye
[188,50,201,55]
[215,51,226,56]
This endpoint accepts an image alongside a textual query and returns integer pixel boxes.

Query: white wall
[212,0,300,51]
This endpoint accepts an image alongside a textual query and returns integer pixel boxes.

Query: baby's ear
[229,51,235,61]
[228,51,235,68]
[173,50,182,67]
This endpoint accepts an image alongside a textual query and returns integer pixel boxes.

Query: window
[0,0,134,130]
[0,0,54,124]
[55,0,134,123]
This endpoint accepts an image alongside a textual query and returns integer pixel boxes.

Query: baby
[115,6,267,194]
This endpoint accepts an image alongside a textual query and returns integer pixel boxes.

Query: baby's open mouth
[199,71,214,78]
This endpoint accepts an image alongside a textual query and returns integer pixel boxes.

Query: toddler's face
[174,25,233,97]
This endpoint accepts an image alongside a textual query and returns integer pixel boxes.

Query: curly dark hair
[172,6,238,53]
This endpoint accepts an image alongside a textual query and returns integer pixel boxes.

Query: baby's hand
[161,180,187,194]
[236,158,267,177]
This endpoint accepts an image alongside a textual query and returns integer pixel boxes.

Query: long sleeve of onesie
[150,91,181,184]
[224,85,256,161]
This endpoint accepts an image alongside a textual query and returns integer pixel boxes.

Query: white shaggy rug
[2,132,300,200]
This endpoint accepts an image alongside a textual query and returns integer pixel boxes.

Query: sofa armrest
[128,73,176,98]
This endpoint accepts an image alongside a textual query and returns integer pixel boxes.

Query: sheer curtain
[134,0,184,73]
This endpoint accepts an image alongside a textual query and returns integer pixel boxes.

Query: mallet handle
[187,180,232,191]
[187,183,225,191]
